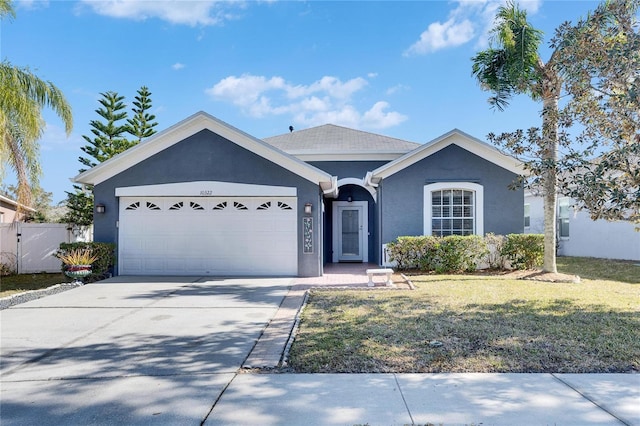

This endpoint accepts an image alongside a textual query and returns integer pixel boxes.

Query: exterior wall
[379,144,523,245]
[93,129,323,277]
[526,195,640,261]
[309,161,388,180]
[0,200,30,223]
[525,195,545,234]
[0,205,18,223]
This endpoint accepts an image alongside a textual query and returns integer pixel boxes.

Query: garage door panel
[119,196,297,276]
[143,258,167,274]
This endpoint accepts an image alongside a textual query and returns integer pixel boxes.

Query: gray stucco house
[74,111,524,277]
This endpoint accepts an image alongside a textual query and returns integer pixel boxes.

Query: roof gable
[74,112,336,193]
[369,129,524,181]
[263,124,420,161]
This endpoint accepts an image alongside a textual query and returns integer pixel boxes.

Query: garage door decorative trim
[115,181,297,198]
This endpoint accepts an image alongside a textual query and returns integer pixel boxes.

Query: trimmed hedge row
[386,233,543,273]
[57,242,116,282]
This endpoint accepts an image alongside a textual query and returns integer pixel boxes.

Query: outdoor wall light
[304,203,312,215]
[96,203,106,214]
[347,196,353,203]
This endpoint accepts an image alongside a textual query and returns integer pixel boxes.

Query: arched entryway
[323,182,377,264]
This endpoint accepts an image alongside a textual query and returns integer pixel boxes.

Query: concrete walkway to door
[243,262,402,369]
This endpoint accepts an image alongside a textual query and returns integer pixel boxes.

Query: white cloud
[362,102,408,129]
[172,63,185,70]
[404,0,543,55]
[404,18,475,55]
[16,0,49,10]
[77,0,241,26]
[386,84,410,95]
[40,122,82,152]
[205,74,407,130]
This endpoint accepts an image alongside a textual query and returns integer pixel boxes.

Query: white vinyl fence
[0,223,91,274]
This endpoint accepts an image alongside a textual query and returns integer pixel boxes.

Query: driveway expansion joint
[551,373,632,425]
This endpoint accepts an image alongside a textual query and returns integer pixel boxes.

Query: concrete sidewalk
[236,263,639,425]
[207,372,640,425]
[1,266,638,425]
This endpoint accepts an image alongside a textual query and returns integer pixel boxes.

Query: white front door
[332,201,368,262]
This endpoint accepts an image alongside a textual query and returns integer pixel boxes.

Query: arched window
[423,182,484,236]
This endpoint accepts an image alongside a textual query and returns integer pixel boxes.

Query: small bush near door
[387,233,543,273]
[57,242,116,282]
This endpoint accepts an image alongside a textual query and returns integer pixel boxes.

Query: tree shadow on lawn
[289,296,640,374]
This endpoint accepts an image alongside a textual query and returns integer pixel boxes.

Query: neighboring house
[525,193,640,261]
[0,194,36,223]
[73,111,524,277]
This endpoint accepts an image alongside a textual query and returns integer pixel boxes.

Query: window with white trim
[424,182,484,236]
[558,198,571,238]
[431,189,475,236]
[524,203,531,228]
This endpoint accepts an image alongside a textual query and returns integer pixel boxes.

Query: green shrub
[501,234,544,270]
[386,236,437,270]
[435,235,488,273]
[387,235,487,273]
[57,242,116,282]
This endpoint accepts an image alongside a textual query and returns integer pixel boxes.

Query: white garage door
[118,196,297,276]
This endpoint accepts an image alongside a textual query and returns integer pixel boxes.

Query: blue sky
[2,0,601,204]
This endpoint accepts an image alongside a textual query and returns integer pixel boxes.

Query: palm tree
[0,0,73,212]
[472,1,562,273]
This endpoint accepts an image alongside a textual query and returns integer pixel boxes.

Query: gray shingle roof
[263,124,420,154]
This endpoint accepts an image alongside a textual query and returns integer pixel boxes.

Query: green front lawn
[288,257,640,373]
[0,273,72,298]
[556,256,639,283]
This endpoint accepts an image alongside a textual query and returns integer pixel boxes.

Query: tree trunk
[541,76,561,273]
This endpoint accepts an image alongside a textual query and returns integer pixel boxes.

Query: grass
[556,256,639,283]
[0,273,72,298]
[288,257,640,373]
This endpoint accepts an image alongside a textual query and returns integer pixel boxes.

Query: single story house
[526,193,640,261]
[74,111,524,277]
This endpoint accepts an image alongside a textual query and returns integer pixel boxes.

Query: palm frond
[472,1,545,109]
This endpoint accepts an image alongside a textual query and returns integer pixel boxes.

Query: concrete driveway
[0,276,293,425]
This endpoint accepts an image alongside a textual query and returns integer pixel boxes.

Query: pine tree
[64,88,157,226]
[78,91,131,172]
[127,86,158,142]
